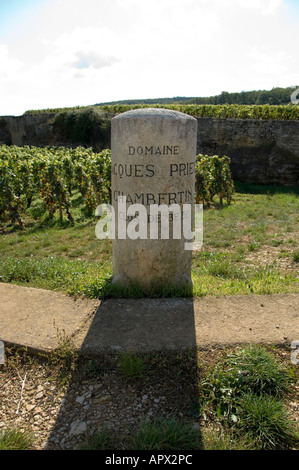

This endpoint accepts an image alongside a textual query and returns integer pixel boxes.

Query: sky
[0,0,298,115]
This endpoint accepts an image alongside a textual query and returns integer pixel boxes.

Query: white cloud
[70,51,119,70]
[43,26,123,74]
[0,44,23,79]
[220,0,282,14]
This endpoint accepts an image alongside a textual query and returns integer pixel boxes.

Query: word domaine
[128,145,179,156]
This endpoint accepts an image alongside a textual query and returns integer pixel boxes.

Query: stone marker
[111,108,198,289]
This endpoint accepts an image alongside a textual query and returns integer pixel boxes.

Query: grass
[0,428,34,450]
[129,417,203,450]
[78,429,114,450]
[236,393,297,450]
[47,327,77,386]
[79,418,203,451]
[119,352,147,380]
[199,345,298,450]
[0,182,298,298]
[226,345,291,395]
[200,345,291,414]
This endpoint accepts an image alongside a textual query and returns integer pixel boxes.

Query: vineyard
[0,146,111,228]
[0,145,234,228]
[24,103,299,120]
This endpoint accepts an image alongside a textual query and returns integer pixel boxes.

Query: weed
[225,344,290,396]
[202,429,252,450]
[200,345,291,421]
[236,393,298,449]
[119,353,146,380]
[129,418,203,450]
[48,326,76,386]
[247,242,260,252]
[78,429,114,450]
[0,428,34,450]
[271,239,284,247]
[83,358,106,379]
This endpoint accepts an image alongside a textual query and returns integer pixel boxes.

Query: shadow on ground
[46,298,204,450]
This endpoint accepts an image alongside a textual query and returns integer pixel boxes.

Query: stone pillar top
[112,107,197,122]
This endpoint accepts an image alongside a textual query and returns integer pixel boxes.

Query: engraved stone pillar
[111,108,198,289]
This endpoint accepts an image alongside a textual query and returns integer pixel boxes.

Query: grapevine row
[24,103,299,120]
[0,145,234,228]
[98,103,299,120]
[0,145,111,228]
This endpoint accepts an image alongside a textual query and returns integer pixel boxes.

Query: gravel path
[0,282,298,450]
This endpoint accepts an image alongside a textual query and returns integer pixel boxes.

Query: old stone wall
[1,114,57,147]
[0,113,111,150]
[196,118,299,186]
[0,113,298,186]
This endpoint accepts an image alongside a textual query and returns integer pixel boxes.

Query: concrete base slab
[0,283,298,355]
